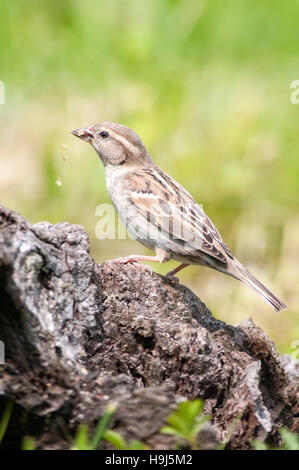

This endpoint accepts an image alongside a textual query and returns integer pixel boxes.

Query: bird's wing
[124,167,234,266]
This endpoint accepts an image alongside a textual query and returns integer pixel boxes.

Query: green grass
[161,399,210,449]
[0,399,13,444]
[0,399,296,450]
[0,0,298,351]
[73,404,116,450]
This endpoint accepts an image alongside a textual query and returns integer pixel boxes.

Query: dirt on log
[0,205,297,450]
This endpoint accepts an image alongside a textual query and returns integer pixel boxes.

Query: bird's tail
[227,260,287,312]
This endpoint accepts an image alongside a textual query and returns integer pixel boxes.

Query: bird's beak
[71,127,94,142]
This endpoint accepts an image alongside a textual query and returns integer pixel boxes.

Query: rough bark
[0,205,297,450]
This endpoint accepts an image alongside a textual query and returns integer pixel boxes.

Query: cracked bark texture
[0,205,297,450]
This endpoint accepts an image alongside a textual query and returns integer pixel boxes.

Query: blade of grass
[22,436,35,450]
[90,404,116,450]
[0,398,13,444]
[73,423,90,450]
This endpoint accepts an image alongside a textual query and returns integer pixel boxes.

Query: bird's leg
[106,254,162,274]
[166,263,189,278]
[107,248,171,274]
[109,254,162,264]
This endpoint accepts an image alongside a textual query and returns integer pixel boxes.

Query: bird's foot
[107,256,137,265]
[133,263,153,274]
[165,273,180,283]
[106,257,153,274]
[166,263,188,280]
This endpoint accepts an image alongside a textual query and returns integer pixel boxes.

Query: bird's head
[71,122,152,168]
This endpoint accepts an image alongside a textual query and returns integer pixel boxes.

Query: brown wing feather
[126,167,232,265]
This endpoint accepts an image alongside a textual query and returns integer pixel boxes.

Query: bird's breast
[105,167,131,214]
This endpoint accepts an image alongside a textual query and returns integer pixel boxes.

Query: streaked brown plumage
[72,122,287,312]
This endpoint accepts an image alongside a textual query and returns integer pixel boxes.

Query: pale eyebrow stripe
[109,129,138,156]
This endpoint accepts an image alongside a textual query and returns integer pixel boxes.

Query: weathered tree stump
[0,205,297,449]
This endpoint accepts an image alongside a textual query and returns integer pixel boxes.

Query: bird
[71,122,287,312]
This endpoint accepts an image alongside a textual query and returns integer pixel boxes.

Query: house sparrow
[72,122,287,312]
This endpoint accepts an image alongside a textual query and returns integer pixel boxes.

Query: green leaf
[22,437,36,450]
[167,413,190,435]
[161,399,209,446]
[73,423,90,450]
[128,440,147,450]
[104,430,126,450]
[280,428,299,450]
[161,425,185,438]
[251,439,268,450]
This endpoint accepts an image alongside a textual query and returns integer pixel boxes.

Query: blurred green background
[0,0,298,354]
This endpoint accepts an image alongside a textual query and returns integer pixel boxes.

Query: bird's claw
[107,257,133,265]
[165,273,179,283]
[131,262,153,274]
[105,258,153,275]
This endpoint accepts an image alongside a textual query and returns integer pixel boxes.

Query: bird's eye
[99,131,109,139]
